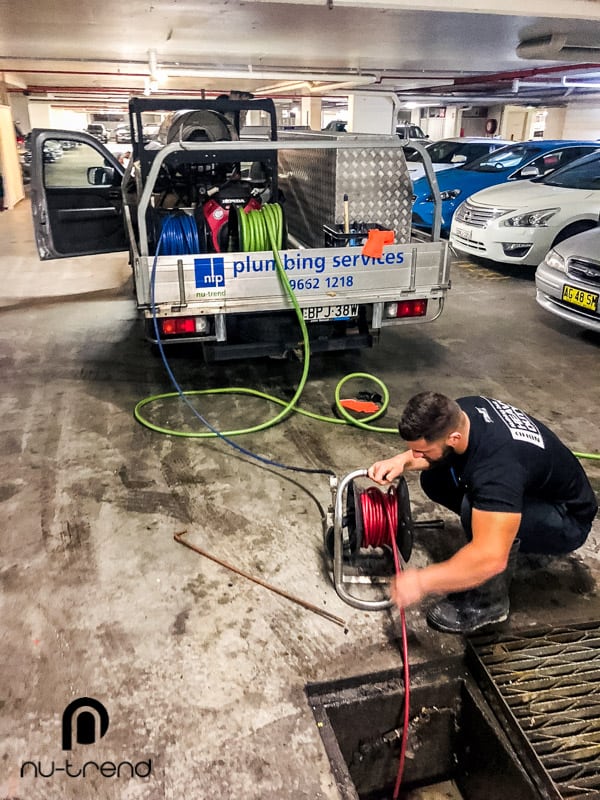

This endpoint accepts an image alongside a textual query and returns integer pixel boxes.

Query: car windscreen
[405,140,454,163]
[541,152,600,190]
[462,144,543,173]
[405,142,435,162]
[398,125,427,140]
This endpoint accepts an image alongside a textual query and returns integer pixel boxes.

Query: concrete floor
[0,199,599,799]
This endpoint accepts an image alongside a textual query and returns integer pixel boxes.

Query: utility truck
[29,95,450,361]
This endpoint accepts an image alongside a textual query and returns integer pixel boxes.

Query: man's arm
[368,451,430,484]
[390,509,521,609]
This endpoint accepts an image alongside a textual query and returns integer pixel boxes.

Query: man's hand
[367,454,407,485]
[390,569,427,609]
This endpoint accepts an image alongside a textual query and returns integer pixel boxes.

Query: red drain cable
[359,486,411,800]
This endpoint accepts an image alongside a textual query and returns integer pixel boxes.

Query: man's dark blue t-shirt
[445,396,597,524]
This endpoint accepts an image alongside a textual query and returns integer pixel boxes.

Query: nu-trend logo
[20,696,152,781]
[62,697,109,750]
[194,256,225,288]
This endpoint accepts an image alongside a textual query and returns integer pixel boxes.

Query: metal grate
[468,622,600,799]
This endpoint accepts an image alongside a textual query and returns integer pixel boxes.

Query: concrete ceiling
[2,0,600,111]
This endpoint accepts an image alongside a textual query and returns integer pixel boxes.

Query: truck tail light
[384,299,428,319]
[160,317,208,335]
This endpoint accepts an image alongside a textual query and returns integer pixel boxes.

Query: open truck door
[30,129,128,259]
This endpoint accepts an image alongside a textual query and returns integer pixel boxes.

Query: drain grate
[468,621,600,800]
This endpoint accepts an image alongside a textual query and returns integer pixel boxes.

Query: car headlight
[440,189,461,201]
[501,208,559,227]
[543,248,567,272]
[425,189,461,202]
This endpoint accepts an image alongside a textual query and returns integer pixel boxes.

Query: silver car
[535,226,600,332]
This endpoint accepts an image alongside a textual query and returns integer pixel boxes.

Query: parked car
[142,123,161,142]
[405,136,511,183]
[114,125,131,143]
[322,120,347,132]
[449,149,600,266]
[15,123,26,153]
[44,140,64,161]
[396,123,428,141]
[412,140,599,235]
[535,225,600,333]
[86,123,109,143]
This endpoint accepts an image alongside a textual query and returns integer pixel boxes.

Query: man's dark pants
[420,468,591,555]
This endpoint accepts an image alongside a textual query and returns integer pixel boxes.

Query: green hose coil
[135,204,600,459]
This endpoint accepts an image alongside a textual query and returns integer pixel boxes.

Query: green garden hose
[134,204,600,460]
[134,203,398,438]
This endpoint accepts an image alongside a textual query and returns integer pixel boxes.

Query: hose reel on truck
[124,95,451,361]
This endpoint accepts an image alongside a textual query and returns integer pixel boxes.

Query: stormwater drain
[308,622,600,799]
[307,657,537,800]
[467,620,600,799]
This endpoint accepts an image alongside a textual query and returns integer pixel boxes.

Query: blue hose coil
[158,211,201,255]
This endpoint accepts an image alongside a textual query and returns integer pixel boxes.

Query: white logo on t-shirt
[475,406,492,424]
[486,398,545,448]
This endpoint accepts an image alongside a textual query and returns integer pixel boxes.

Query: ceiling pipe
[562,76,600,88]
[1,67,149,78]
[254,80,312,94]
[394,62,600,98]
[308,76,378,92]
[391,93,572,105]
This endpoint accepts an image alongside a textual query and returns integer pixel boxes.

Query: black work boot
[426,539,520,635]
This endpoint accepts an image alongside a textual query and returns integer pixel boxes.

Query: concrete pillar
[442,106,460,138]
[28,103,53,128]
[9,93,32,133]
[244,108,278,133]
[543,107,566,139]
[0,104,25,209]
[301,97,322,130]
[347,93,397,134]
[562,103,600,139]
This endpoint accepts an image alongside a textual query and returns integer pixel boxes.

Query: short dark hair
[399,392,462,442]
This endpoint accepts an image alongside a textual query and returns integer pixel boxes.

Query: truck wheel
[552,221,596,248]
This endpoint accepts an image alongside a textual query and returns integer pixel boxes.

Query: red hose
[359,485,410,799]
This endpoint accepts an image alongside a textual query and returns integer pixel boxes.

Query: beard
[423,444,454,466]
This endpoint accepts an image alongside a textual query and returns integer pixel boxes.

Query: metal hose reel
[328,469,444,611]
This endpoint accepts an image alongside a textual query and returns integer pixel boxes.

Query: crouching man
[368,392,597,634]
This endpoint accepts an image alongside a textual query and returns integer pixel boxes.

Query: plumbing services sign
[191,245,409,301]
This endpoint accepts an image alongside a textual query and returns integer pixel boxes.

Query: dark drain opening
[307,658,538,800]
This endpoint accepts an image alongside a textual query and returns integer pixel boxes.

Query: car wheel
[552,221,597,248]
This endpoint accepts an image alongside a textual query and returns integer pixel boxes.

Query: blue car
[411,139,600,235]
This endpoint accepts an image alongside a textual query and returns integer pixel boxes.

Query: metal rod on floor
[174,531,348,630]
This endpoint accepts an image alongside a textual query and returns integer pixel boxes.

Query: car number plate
[562,284,599,313]
[455,226,472,241]
[302,304,359,321]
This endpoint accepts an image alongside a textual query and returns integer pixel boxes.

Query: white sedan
[536,226,600,332]
[449,149,600,267]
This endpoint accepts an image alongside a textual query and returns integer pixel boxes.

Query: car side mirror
[451,154,467,164]
[87,166,114,186]
[519,165,540,179]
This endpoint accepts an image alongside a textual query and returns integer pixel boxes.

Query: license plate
[455,226,472,241]
[562,284,599,312]
[302,304,359,321]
